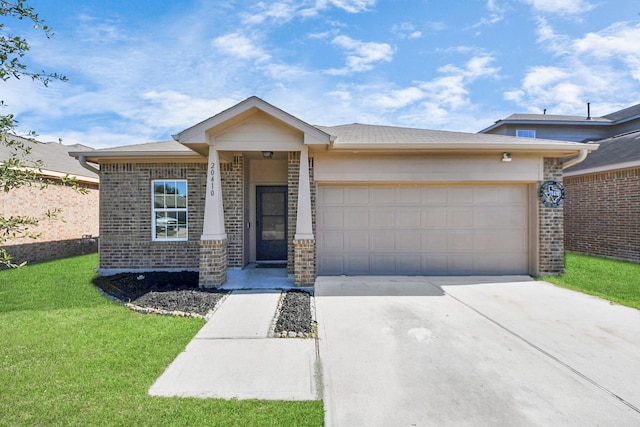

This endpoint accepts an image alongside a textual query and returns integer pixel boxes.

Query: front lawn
[0,254,323,426]
[545,253,640,310]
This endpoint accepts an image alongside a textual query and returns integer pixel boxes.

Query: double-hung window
[152,180,188,241]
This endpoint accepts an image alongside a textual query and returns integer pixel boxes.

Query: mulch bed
[93,272,316,337]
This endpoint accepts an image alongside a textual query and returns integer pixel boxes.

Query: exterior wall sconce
[262,151,274,159]
[501,152,512,162]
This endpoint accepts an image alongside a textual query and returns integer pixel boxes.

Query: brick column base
[294,239,315,286]
[199,239,228,288]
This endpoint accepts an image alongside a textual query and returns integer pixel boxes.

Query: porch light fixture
[501,152,512,162]
[262,151,274,159]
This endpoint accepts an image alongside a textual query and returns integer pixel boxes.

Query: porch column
[294,145,315,286]
[199,146,228,288]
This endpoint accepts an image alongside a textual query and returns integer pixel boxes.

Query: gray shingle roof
[565,130,640,172]
[316,123,582,146]
[602,103,640,122]
[0,135,97,179]
[501,113,611,123]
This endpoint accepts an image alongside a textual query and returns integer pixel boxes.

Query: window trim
[516,129,536,139]
[151,179,188,242]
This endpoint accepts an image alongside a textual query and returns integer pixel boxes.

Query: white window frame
[516,129,536,138]
[152,180,188,242]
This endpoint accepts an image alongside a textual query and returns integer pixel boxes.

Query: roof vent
[587,102,591,120]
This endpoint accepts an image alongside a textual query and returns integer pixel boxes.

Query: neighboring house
[0,136,99,265]
[480,103,640,263]
[70,96,596,287]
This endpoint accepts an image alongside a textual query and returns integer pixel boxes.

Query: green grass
[0,254,323,426]
[544,253,640,310]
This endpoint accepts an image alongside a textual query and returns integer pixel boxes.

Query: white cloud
[327,35,394,74]
[212,33,271,62]
[507,20,640,115]
[392,22,422,39]
[521,0,594,15]
[314,0,376,13]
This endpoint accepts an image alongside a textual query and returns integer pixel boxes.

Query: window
[516,129,536,138]
[152,180,187,241]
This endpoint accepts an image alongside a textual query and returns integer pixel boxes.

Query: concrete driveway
[315,276,640,426]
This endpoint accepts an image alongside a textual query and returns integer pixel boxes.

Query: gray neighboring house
[70,96,597,288]
[480,103,640,263]
[0,136,99,264]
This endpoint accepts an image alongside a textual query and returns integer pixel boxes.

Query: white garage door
[316,184,529,275]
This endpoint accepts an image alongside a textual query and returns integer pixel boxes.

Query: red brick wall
[564,167,640,262]
[0,179,99,264]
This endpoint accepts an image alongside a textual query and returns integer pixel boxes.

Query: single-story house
[70,96,597,287]
[1,136,99,265]
[480,103,639,263]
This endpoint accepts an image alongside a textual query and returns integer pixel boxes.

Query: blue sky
[4,0,640,148]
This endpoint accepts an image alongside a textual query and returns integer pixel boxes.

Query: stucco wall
[1,179,99,265]
[98,162,206,271]
[564,167,640,263]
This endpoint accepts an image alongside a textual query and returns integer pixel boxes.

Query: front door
[256,186,288,261]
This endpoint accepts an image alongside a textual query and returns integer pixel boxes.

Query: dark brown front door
[256,186,287,261]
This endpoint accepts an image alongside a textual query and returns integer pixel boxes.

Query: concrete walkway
[148,290,319,400]
[316,276,640,426]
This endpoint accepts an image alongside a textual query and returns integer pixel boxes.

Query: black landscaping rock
[92,271,225,316]
[275,290,314,337]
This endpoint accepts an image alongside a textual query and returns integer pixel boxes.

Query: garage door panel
[422,207,448,227]
[345,187,369,204]
[372,208,395,227]
[346,207,369,227]
[371,187,395,204]
[397,209,422,227]
[320,231,345,251]
[421,230,447,252]
[397,187,422,204]
[320,186,345,204]
[317,184,529,275]
[346,255,370,274]
[447,207,474,227]
[447,230,474,251]
[372,231,396,251]
[319,206,344,227]
[347,231,370,250]
[396,230,421,251]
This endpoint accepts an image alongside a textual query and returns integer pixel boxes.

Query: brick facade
[538,158,565,275]
[98,162,206,271]
[1,179,99,265]
[199,239,228,287]
[564,167,640,263]
[288,151,317,281]
[221,156,244,267]
[294,239,315,286]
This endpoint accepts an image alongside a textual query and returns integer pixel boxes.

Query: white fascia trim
[328,142,597,153]
[564,160,640,177]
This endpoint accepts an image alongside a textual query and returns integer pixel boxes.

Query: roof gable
[173,96,331,147]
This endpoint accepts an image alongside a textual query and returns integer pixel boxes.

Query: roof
[602,103,640,123]
[480,103,640,133]
[317,123,594,155]
[565,130,640,175]
[69,140,204,163]
[1,135,98,182]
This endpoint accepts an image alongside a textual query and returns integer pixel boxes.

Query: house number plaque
[539,181,565,208]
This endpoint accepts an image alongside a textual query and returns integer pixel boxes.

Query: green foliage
[0,1,79,268]
[0,254,324,426]
[545,253,640,310]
